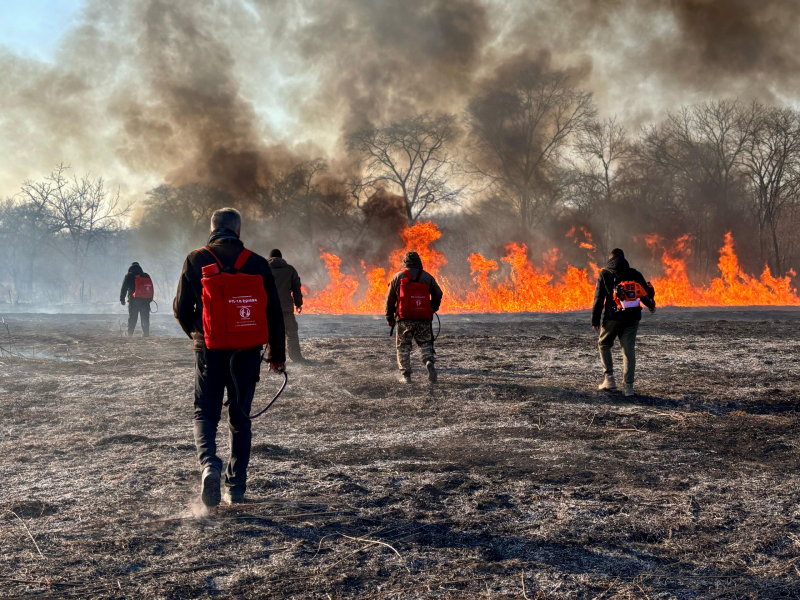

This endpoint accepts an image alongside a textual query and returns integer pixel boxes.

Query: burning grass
[303,223,800,315]
[1,310,799,598]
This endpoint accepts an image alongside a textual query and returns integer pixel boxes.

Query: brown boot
[598,375,617,391]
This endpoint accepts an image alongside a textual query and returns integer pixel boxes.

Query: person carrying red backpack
[385,251,443,384]
[119,262,154,337]
[174,208,286,507]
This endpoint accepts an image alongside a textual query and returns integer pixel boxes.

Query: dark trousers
[194,347,262,493]
[598,320,639,385]
[127,299,150,336]
[283,311,303,361]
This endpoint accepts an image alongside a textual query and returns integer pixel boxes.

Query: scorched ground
[1,310,799,599]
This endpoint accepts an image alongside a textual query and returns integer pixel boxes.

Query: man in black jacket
[591,248,655,397]
[267,249,305,362]
[174,208,286,507]
[386,252,443,383]
[120,262,152,337]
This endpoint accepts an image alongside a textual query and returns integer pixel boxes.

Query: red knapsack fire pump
[200,248,269,351]
[389,269,441,340]
[132,275,154,300]
[397,269,433,320]
[199,246,287,419]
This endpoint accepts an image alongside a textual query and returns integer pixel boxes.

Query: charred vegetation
[1,311,799,598]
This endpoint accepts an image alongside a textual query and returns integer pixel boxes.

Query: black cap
[610,248,624,258]
[269,249,282,258]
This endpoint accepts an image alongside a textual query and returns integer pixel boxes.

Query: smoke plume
[2,0,800,198]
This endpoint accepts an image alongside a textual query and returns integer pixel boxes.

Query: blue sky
[0,0,83,60]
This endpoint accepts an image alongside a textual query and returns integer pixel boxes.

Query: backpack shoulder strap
[401,269,412,282]
[414,269,424,283]
[198,247,224,270]
[234,249,252,271]
[602,270,617,297]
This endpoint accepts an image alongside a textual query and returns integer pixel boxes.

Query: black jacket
[385,256,443,321]
[267,257,303,312]
[120,264,152,302]
[591,257,654,327]
[173,234,286,362]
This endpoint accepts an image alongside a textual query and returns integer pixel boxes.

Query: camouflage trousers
[396,319,435,374]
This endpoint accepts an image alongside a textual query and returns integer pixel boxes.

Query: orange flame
[304,252,359,313]
[303,223,800,314]
[645,233,800,306]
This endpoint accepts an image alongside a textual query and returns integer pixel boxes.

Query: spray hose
[229,350,288,420]
[149,300,159,314]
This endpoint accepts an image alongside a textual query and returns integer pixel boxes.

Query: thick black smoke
[3,0,800,197]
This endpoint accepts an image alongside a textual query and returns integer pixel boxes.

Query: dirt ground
[1,309,799,599]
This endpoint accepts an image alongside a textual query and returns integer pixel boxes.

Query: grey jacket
[268,257,303,312]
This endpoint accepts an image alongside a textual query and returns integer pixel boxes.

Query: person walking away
[174,208,286,507]
[591,248,656,397]
[267,249,305,363]
[120,262,154,337]
[385,251,443,383]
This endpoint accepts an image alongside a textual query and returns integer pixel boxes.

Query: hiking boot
[200,466,221,507]
[598,375,617,391]
[624,383,635,397]
[426,361,437,383]
[223,489,245,505]
[400,372,411,384]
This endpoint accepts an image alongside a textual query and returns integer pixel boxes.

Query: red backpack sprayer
[132,274,161,314]
[389,268,442,340]
[199,246,288,419]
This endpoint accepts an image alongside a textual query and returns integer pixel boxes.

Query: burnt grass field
[1,309,799,599]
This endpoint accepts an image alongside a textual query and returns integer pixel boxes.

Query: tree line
[3,60,800,304]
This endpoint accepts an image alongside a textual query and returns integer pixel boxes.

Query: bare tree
[741,105,800,272]
[635,100,757,276]
[0,192,62,299]
[347,112,463,224]
[16,165,129,300]
[259,158,360,252]
[465,61,596,233]
[269,158,327,246]
[567,117,631,255]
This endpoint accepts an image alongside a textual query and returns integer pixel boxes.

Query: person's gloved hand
[648,301,657,314]
[593,325,600,333]
[269,362,286,373]
[387,318,395,328]
[296,305,302,314]
[120,299,125,306]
